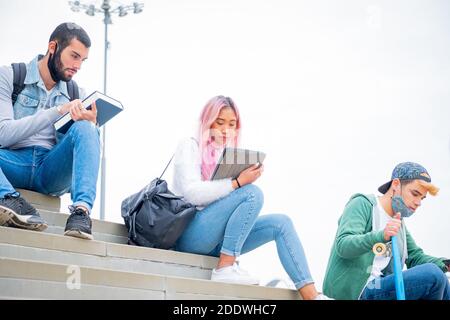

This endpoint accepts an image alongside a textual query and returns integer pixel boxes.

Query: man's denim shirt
[0,55,85,150]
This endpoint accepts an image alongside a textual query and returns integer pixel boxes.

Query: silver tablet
[211,148,266,180]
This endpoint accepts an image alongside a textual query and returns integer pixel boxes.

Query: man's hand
[384,213,402,241]
[58,100,97,125]
[70,101,97,124]
[443,260,450,272]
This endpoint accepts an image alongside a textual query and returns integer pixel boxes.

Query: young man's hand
[444,260,450,272]
[69,100,97,124]
[58,100,97,125]
[384,213,402,241]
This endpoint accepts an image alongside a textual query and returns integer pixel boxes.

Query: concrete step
[0,257,300,300]
[0,226,217,280]
[15,189,127,243]
[38,210,129,244]
[1,195,301,300]
[17,189,128,243]
[17,188,61,212]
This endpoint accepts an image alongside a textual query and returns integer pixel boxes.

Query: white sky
[1,0,449,290]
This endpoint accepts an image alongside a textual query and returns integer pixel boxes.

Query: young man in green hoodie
[323,162,449,300]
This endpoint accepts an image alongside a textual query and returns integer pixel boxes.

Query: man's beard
[48,44,72,82]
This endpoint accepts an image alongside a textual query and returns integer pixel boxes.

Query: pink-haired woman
[171,95,331,300]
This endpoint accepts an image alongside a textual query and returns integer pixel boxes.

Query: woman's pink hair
[198,95,241,180]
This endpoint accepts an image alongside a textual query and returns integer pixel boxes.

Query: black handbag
[121,156,197,249]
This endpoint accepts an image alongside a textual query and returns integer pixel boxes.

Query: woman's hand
[235,163,264,187]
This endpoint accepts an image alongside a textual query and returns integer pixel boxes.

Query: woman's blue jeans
[361,263,450,300]
[175,184,315,290]
[0,121,100,213]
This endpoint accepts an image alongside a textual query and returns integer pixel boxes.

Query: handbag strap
[159,154,175,180]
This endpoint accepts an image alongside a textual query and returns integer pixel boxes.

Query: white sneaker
[313,293,334,300]
[211,263,260,285]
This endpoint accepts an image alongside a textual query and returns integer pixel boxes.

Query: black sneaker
[0,194,48,231]
[64,207,93,240]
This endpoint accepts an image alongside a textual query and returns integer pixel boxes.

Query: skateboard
[373,236,406,300]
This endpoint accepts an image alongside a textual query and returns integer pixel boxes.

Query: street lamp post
[68,0,144,220]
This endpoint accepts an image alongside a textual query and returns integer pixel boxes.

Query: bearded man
[0,22,100,240]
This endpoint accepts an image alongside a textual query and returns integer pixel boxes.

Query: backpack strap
[11,63,27,105]
[66,80,79,101]
[11,62,79,103]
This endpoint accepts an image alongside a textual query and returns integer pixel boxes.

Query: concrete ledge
[39,210,129,238]
[0,226,217,279]
[0,226,106,256]
[17,188,61,212]
[165,277,300,300]
[0,243,212,280]
[45,225,128,244]
[0,257,165,291]
[0,226,218,268]
[0,278,164,300]
[107,242,218,269]
[0,257,300,300]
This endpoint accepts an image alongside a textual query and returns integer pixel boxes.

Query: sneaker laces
[68,207,91,225]
[2,194,37,216]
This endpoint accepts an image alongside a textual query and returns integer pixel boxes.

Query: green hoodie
[323,193,447,300]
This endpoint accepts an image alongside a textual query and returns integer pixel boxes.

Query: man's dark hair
[49,22,91,51]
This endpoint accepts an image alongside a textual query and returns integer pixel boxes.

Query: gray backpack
[121,157,197,249]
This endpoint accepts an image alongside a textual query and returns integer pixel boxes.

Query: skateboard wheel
[373,243,387,256]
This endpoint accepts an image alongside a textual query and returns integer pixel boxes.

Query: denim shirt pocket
[13,94,40,119]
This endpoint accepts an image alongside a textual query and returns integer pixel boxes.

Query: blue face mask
[391,195,414,218]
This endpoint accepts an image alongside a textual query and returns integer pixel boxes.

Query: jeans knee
[68,120,100,143]
[422,263,447,285]
[241,184,264,207]
[69,120,99,138]
[273,214,294,233]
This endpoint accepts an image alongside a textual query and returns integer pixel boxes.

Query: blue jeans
[0,121,100,213]
[175,184,315,290]
[361,263,450,300]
